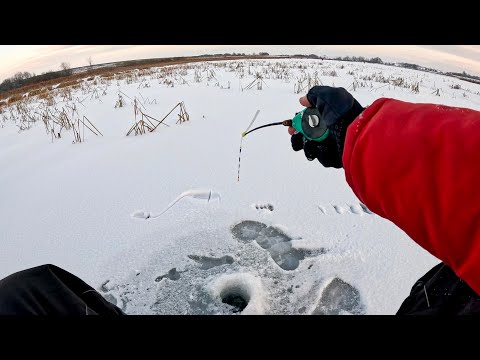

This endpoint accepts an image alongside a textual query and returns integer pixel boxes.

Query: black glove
[291,131,342,167]
[291,86,364,168]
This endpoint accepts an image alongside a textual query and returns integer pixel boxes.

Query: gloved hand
[291,131,343,167]
[290,86,364,168]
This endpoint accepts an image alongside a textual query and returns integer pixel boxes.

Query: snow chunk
[131,210,151,219]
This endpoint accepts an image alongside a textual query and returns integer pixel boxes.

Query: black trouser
[1,263,479,315]
[0,264,124,315]
[397,262,480,315]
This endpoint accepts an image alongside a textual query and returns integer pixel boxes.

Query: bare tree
[87,56,93,67]
[60,62,72,75]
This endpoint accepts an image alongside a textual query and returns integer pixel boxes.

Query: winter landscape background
[2,58,479,314]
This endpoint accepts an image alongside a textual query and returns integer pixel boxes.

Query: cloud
[418,45,480,60]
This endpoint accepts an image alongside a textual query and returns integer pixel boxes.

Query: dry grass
[0,55,279,103]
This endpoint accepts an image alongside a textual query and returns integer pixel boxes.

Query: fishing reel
[290,107,329,142]
[241,107,329,142]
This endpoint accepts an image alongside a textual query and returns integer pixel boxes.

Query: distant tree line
[445,70,480,85]
[331,55,385,64]
[0,63,73,94]
[290,54,387,65]
[446,70,480,81]
[0,71,36,92]
[200,53,248,57]
[3,53,480,94]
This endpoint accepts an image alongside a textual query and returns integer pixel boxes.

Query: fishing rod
[237,107,329,182]
[242,119,292,137]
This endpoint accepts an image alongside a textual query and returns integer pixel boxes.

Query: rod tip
[241,132,246,137]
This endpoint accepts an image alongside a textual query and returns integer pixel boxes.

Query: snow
[1,58,479,314]
[131,189,221,219]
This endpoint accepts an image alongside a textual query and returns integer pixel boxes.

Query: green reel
[292,107,329,142]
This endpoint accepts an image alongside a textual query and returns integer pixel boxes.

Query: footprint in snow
[317,203,374,215]
[187,254,234,270]
[155,268,182,282]
[231,220,326,271]
[312,277,365,315]
[252,203,274,211]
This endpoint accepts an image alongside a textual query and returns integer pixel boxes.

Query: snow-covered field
[2,59,480,314]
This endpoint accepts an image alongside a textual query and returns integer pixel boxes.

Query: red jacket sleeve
[343,98,480,295]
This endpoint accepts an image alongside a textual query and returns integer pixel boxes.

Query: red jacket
[343,98,480,295]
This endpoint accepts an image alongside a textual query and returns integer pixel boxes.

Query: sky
[1,45,480,81]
